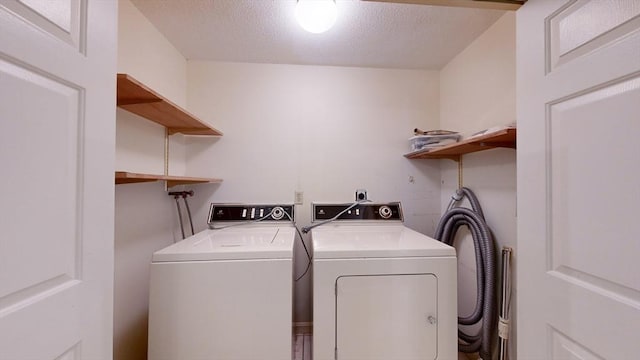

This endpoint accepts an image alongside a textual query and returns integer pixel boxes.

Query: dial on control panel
[271,207,285,220]
[378,206,392,219]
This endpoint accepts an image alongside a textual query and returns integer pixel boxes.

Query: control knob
[379,205,392,219]
[271,206,285,220]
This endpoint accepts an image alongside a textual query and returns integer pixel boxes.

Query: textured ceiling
[130,0,505,70]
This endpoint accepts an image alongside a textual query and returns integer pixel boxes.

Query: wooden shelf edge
[115,172,223,187]
[116,74,223,136]
[404,127,516,160]
[164,175,224,188]
[115,171,161,184]
[167,127,222,136]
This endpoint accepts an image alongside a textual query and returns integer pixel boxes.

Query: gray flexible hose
[435,187,496,360]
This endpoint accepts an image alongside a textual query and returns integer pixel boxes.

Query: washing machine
[311,202,457,360]
[148,204,296,360]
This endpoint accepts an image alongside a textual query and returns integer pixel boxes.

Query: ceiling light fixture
[295,0,337,34]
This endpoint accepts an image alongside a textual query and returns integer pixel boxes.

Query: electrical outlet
[294,191,304,205]
[355,189,367,201]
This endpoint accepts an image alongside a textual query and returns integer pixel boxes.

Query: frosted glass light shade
[296,0,337,34]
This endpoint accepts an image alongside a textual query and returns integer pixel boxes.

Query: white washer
[311,202,457,360]
[148,204,295,360]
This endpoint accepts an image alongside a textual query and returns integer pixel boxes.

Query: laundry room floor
[292,333,472,360]
[293,334,312,360]
[459,352,476,360]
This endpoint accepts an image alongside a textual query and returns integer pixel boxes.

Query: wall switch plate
[294,191,304,205]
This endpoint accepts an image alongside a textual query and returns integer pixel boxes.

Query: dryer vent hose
[435,187,497,360]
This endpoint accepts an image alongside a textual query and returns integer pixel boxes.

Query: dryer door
[336,274,438,360]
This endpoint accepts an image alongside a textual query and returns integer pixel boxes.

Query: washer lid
[152,226,295,262]
[311,224,455,259]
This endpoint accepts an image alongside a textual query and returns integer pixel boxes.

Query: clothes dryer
[148,204,295,360]
[311,202,457,360]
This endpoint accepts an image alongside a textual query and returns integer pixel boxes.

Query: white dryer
[148,204,296,360]
[311,202,457,360]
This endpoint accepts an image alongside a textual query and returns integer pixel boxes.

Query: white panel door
[336,274,438,360]
[0,0,116,359]
[517,0,640,359]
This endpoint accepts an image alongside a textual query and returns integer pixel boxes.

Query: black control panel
[312,202,403,222]
[208,204,294,223]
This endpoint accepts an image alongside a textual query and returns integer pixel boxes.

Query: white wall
[185,61,442,322]
[439,12,517,358]
[116,0,187,176]
[114,1,190,359]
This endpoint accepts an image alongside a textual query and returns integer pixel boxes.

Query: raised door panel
[549,328,605,360]
[0,59,82,300]
[544,73,640,360]
[336,274,437,360]
[0,48,84,360]
[547,76,640,296]
[547,0,640,72]
[1,0,85,51]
